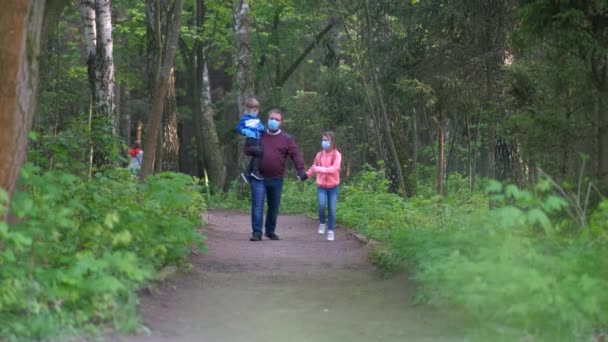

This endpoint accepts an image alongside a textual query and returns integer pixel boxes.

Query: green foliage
[0,166,205,341]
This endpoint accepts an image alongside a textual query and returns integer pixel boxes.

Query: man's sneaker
[327,230,335,241]
[265,233,280,240]
[240,172,250,184]
[318,223,326,234]
[250,233,262,241]
[250,170,264,181]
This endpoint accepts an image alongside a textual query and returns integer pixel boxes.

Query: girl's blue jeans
[317,186,338,231]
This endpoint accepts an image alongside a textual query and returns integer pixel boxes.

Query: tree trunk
[94,0,115,123]
[363,0,407,198]
[140,0,185,181]
[0,0,45,206]
[199,59,227,187]
[161,68,179,171]
[390,109,414,196]
[136,120,143,143]
[234,0,255,186]
[79,0,116,165]
[120,83,131,144]
[234,0,255,115]
[437,109,446,195]
[78,0,96,104]
[597,90,608,191]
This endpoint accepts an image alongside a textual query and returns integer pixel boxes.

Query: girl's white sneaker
[327,230,335,241]
[318,223,326,234]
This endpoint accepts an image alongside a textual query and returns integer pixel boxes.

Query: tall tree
[233,0,255,183]
[140,0,185,180]
[93,0,115,120]
[363,0,407,197]
[146,0,180,171]
[0,0,46,205]
[179,0,227,187]
[78,0,116,165]
[199,59,227,187]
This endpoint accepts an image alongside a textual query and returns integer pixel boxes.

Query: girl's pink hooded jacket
[306,149,341,188]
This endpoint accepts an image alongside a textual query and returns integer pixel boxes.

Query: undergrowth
[0,165,205,341]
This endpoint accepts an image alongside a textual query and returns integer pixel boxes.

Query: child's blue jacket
[237,113,265,139]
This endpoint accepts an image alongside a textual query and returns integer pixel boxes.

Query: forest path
[123,210,464,342]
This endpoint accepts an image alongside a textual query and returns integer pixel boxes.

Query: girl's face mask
[321,139,331,150]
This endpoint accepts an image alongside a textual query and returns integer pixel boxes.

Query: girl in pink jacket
[306,131,342,241]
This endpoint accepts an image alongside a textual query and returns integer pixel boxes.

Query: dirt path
[124,210,464,342]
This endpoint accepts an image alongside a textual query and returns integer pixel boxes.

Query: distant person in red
[128,141,143,176]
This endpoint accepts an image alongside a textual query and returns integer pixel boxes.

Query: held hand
[257,123,265,132]
[297,171,308,181]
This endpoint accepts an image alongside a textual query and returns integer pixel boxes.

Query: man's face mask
[268,118,280,130]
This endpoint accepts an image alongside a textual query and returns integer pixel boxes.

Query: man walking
[246,109,307,241]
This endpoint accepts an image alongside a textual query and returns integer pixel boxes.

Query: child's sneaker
[318,223,326,234]
[240,172,250,184]
[250,170,264,181]
[327,230,335,241]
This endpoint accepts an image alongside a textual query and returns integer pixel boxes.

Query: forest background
[0,0,607,341]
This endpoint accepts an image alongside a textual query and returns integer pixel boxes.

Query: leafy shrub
[391,180,608,340]
[0,165,205,341]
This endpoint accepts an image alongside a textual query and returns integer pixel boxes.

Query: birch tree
[78,0,116,165]
[234,0,255,183]
[93,0,115,121]
[234,0,255,115]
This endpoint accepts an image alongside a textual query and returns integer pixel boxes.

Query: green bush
[389,180,608,340]
[0,165,205,341]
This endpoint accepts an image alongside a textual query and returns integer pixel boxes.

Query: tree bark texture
[146,0,179,172]
[140,0,184,181]
[93,0,115,122]
[161,68,179,171]
[0,0,45,204]
[78,0,97,103]
[199,59,227,187]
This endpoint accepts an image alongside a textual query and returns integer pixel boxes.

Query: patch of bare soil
[117,210,464,342]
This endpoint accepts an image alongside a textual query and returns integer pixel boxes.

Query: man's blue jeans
[317,186,338,231]
[251,178,284,236]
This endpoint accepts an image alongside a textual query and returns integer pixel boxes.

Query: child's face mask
[322,139,331,150]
